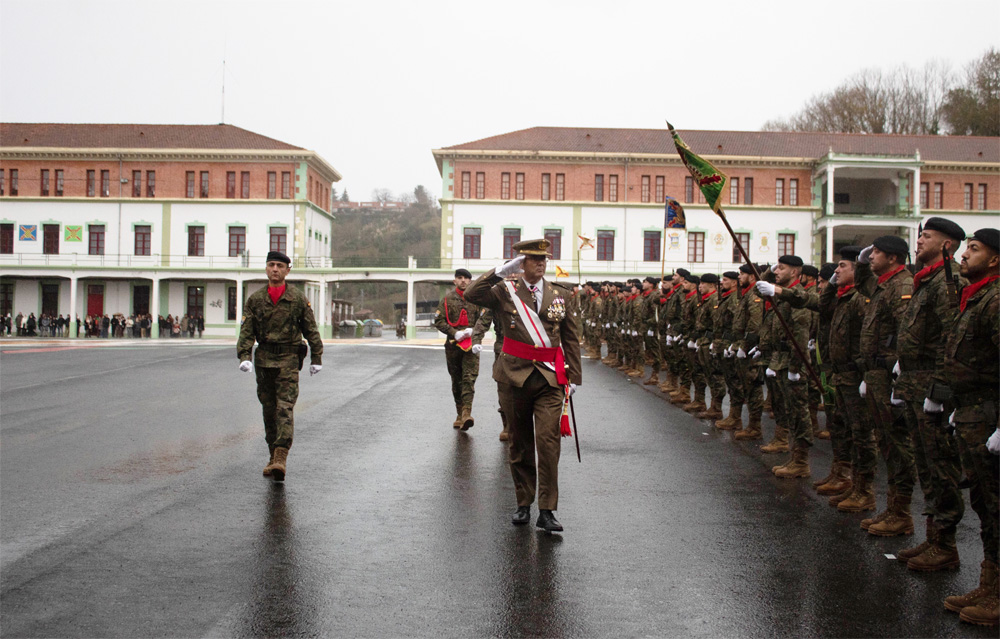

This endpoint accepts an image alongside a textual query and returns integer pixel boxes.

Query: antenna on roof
[220,43,226,125]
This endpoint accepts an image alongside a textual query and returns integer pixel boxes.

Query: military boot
[774,448,811,479]
[670,386,691,405]
[659,372,678,393]
[897,517,936,563]
[264,447,288,482]
[811,406,830,439]
[868,492,914,537]
[499,428,509,442]
[697,397,724,420]
[643,370,660,385]
[816,462,852,496]
[759,425,789,453]
[812,460,838,489]
[734,415,762,440]
[959,595,999,627]
[715,403,742,430]
[862,486,896,531]
[460,405,475,431]
[263,445,276,476]
[907,531,960,572]
[453,403,464,429]
[828,483,855,507]
[946,560,999,613]
[683,389,707,414]
[627,365,645,378]
[837,473,876,512]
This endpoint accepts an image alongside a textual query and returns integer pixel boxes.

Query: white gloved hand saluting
[858,245,874,265]
[923,398,944,414]
[828,271,839,286]
[495,254,526,278]
[766,368,776,378]
[987,429,1000,455]
[755,281,776,297]
[471,344,482,355]
[454,328,473,341]
[239,360,253,373]
[309,364,322,376]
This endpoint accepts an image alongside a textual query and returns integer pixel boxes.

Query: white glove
[737,347,747,359]
[756,281,776,297]
[569,383,578,397]
[948,410,955,426]
[471,344,482,355]
[605,323,610,328]
[454,328,473,341]
[890,391,905,406]
[239,360,253,373]
[923,398,944,414]
[687,340,697,350]
[829,271,839,286]
[892,361,901,379]
[632,330,638,337]
[724,347,734,359]
[859,381,867,397]
[766,368,776,378]
[647,330,654,337]
[495,254,525,278]
[987,429,1000,455]
[787,371,801,382]
[710,343,715,353]
[807,339,816,352]
[748,346,761,360]
[309,364,322,376]
[858,245,874,265]
[665,335,673,345]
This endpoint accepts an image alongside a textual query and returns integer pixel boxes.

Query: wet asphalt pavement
[0,339,995,638]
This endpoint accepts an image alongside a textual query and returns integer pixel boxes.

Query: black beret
[685,274,700,284]
[924,217,965,243]
[676,268,690,277]
[801,264,819,277]
[266,251,290,265]
[722,271,739,279]
[662,275,672,281]
[873,235,909,259]
[739,263,755,274]
[778,254,803,267]
[970,228,1000,254]
[700,273,719,284]
[839,245,862,261]
[819,263,836,280]
[644,276,659,285]
[454,268,472,279]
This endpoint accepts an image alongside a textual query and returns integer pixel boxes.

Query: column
[234,276,245,339]
[69,275,79,338]
[150,277,160,338]
[826,165,835,218]
[826,224,835,264]
[406,277,416,339]
[317,279,328,339]
[913,165,921,219]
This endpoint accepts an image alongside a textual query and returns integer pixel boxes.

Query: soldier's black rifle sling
[941,246,960,307]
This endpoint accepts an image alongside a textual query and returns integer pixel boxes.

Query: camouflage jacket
[237,284,323,368]
[663,284,686,335]
[640,290,659,334]
[732,284,764,354]
[856,263,914,373]
[679,290,699,340]
[694,291,717,346]
[712,288,738,349]
[937,277,999,420]
[819,283,866,386]
[434,288,484,344]
[769,282,811,373]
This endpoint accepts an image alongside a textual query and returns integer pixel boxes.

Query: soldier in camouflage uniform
[712,271,740,428]
[237,250,324,482]
[672,274,702,407]
[602,283,622,367]
[812,263,848,485]
[732,264,765,440]
[755,271,787,453]
[691,274,724,418]
[800,264,827,440]
[434,268,485,431]
[937,228,1000,627]
[623,280,645,377]
[658,272,687,394]
[640,277,663,386]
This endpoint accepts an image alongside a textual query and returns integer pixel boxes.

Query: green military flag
[667,122,729,216]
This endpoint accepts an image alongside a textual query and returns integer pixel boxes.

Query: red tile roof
[442,127,999,163]
[0,123,304,151]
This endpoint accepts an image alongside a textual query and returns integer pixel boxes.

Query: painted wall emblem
[18,225,36,241]
[668,232,681,250]
[759,232,770,253]
[713,232,725,249]
[65,226,83,242]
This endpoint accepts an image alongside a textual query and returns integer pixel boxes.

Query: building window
[475,172,485,199]
[40,169,50,196]
[775,179,785,206]
[241,172,250,199]
[100,170,110,197]
[267,172,276,198]
[933,183,943,209]
[88,224,105,255]
[744,178,754,205]
[43,224,59,255]
[555,174,565,201]
[732,232,750,263]
[460,171,471,199]
[778,233,795,257]
[8,169,17,196]
[87,170,96,197]
[135,225,151,256]
[200,171,209,198]
[643,231,661,262]
[978,184,987,210]
[463,227,481,259]
[269,227,287,253]
[597,230,614,261]
[964,183,973,210]
[229,226,246,257]
[641,175,650,203]
[55,169,64,196]
[0,223,13,254]
[501,173,510,200]
[186,171,195,198]
[789,178,799,206]
[655,176,665,203]
[541,173,551,200]
[594,174,604,202]
[146,171,155,197]
[608,175,618,202]
[0,281,11,317]
[730,177,739,205]
[226,171,236,198]
[132,170,141,197]
[920,182,929,209]
[515,173,524,200]
[684,176,694,203]
[187,286,204,318]
[687,232,705,263]
[544,229,561,260]
[227,287,238,321]
[503,228,521,259]
[188,226,205,256]
[0,170,4,195]
[281,172,291,198]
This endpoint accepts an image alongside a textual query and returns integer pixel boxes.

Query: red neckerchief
[787,279,801,288]
[685,290,698,300]
[912,260,944,291]
[721,289,735,298]
[741,284,753,296]
[878,265,906,285]
[627,294,638,302]
[802,281,816,290]
[837,284,855,298]
[267,284,286,305]
[701,290,716,302]
[444,290,469,327]
[455,287,466,298]
[642,289,653,298]
[960,274,999,312]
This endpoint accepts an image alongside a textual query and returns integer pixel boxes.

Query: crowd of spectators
[3,312,206,339]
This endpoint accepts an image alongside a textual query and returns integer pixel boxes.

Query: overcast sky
[1,0,997,202]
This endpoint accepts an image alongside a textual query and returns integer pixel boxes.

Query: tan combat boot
[811,406,830,440]
[959,595,999,627]
[775,448,811,479]
[453,403,464,429]
[907,532,961,572]
[643,370,660,385]
[897,517,936,563]
[715,403,742,430]
[828,484,854,507]
[812,461,838,489]
[460,405,475,431]
[946,560,999,613]
[659,372,677,393]
[264,447,288,482]
[670,386,691,405]
[627,365,645,378]
[697,397,724,420]
[817,462,852,496]
[499,428,509,442]
[837,473,876,512]
[263,446,276,476]
[734,415,762,440]
[861,486,895,531]
[759,425,789,453]
[868,492,914,537]
[683,389,707,414]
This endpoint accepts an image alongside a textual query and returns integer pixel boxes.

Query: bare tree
[371,188,394,204]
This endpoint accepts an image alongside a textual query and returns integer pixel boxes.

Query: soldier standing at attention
[937,228,1000,627]
[434,268,484,431]
[693,273,723,420]
[732,264,765,440]
[712,271,740,429]
[673,274,702,408]
[237,251,323,482]
[640,276,663,386]
[464,239,582,532]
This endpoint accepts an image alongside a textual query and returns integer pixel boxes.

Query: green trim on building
[161,203,171,265]
[732,226,753,238]
[130,221,154,232]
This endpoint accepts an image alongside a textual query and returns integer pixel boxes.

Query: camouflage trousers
[644,334,661,371]
[766,373,784,425]
[953,407,1000,562]
[722,354,743,406]
[671,342,691,384]
[824,387,852,465]
[445,343,480,407]
[864,370,916,496]
[256,365,299,450]
[739,360,764,420]
[698,346,726,401]
[779,374,812,450]
[686,346,705,394]
[837,384,877,476]
[904,399,964,533]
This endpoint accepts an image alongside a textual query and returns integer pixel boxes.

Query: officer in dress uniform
[237,250,323,482]
[464,239,582,532]
[434,268,484,430]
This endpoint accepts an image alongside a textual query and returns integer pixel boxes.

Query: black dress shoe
[536,509,563,532]
[511,506,530,525]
